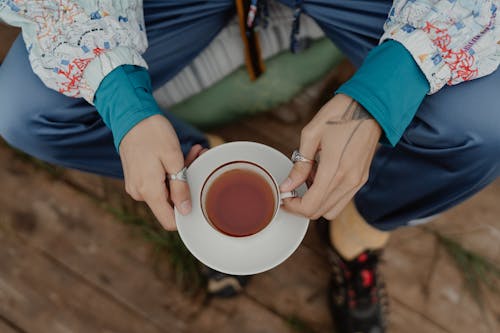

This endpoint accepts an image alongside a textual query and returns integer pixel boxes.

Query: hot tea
[204,168,276,237]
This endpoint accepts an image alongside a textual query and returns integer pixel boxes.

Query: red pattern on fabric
[57,49,106,95]
[422,21,478,84]
[93,47,106,56]
[57,58,93,95]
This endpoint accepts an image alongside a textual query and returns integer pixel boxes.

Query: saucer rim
[175,141,309,275]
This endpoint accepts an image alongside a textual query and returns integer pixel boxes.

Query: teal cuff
[336,40,429,146]
[94,65,163,151]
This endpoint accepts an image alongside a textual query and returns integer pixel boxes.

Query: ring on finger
[291,150,315,164]
[167,167,187,182]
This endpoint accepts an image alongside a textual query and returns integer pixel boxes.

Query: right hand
[119,115,204,230]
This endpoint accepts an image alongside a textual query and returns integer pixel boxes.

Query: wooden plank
[0,232,164,333]
[381,228,438,314]
[382,202,500,333]
[0,23,20,63]
[0,147,190,332]
[0,145,293,333]
[388,298,449,333]
[431,182,500,263]
[189,297,293,333]
[422,250,499,333]
[0,317,23,333]
[245,245,333,333]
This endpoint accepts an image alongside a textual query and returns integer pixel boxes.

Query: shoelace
[331,251,390,329]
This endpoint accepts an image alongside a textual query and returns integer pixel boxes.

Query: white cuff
[380,26,451,94]
[82,47,148,104]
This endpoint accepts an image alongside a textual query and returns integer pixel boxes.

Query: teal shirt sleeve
[93,65,163,151]
[336,40,430,146]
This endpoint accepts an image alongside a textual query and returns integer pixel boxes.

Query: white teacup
[200,161,297,238]
[175,141,309,275]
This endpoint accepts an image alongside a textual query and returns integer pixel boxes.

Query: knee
[0,95,31,148]
[444,109,500,171]
[465,126,500,173]
[401,119,500,194]
[0,94,55,160]
[404,77,500,173]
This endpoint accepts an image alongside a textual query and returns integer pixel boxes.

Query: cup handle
[279,189,298,205]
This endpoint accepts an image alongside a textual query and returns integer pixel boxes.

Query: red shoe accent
[361,269,374,288]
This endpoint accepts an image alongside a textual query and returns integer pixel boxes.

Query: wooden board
[0,232,165,333]
[0,317,22,333]
[0,152,193,331]
[0,145,298,333]
[0,23,20,63]
[389,298,448,333]
[245,245,332,333]
[190,297,294,333]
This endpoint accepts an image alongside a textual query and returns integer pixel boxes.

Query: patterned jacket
[0,0,498,103]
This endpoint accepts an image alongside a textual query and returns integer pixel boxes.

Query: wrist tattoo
[326,100,373,125]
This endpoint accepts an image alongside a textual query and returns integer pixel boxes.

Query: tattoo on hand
[324,100,373,170]
[326,100,373,125]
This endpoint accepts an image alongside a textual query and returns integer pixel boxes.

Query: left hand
[280,93,381,220]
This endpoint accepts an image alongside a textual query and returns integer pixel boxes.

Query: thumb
[169,177,192,216]
[280,160,314,192]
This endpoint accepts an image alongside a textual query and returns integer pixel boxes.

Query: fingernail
[179,200,192,215]
[280,177,292,191]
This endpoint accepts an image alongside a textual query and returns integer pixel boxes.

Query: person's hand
[280,94,381,220]
[119,115,205,230]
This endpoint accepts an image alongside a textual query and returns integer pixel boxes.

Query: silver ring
[291,150,314,164]
[167,167,187,182]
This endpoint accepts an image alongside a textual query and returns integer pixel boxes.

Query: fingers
[280,162,314,193]
[280,126,320,192]
[282,158,335,219]
[142,181,177,230]
[185,144,204,167]
[119,115,195,230]
[124,158,177,230]
[283,121,374,220]
[171,145,208,215]
[168,176,192,216]
[156,137,192,217]
[164,165,192,216]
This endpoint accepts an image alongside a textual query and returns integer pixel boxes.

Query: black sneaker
[317,220,388,333]
[201,265,250,298]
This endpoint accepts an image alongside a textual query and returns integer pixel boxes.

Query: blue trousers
[1,0,499,230]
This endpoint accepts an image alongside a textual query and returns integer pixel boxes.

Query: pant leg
[356,70,500,230]
[0,1,234,178]
[278,0,500,229]
[277,0,392,67]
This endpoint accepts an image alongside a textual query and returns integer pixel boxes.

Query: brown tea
[204,168,276,237]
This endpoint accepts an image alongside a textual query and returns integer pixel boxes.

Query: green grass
[424,227,500,308]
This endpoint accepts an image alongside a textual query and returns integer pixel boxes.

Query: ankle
[329,201,390,260]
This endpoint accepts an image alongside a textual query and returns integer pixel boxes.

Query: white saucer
[175,141,309,275]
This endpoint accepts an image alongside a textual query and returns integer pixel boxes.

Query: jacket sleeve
[0,0,148,104]
[381,0,499,94]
